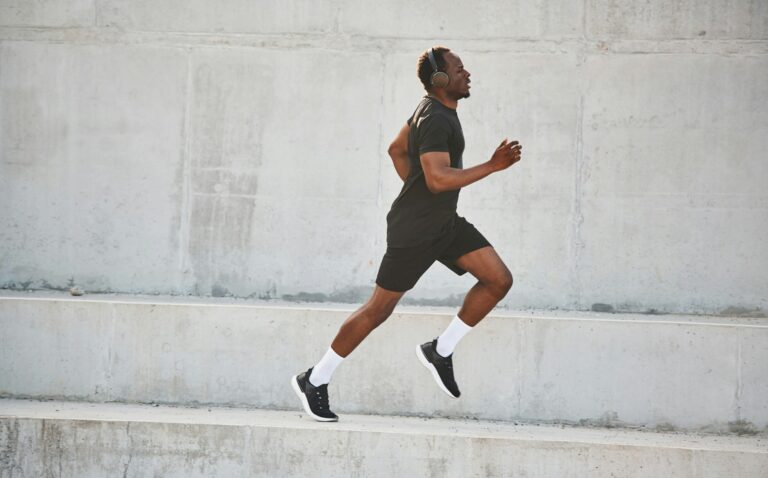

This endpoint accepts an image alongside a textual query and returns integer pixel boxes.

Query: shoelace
[312,387,330,411]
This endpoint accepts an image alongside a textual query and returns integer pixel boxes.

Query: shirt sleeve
[416,114,451,155]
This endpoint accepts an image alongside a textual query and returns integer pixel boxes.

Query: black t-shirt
[386,96,465,247]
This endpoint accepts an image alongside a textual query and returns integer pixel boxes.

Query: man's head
[417,47,471,100]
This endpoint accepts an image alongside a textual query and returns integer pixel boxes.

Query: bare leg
[330,285,405,357]
[453,246,513,327]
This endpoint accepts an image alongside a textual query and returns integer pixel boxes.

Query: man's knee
[487,269,513,299]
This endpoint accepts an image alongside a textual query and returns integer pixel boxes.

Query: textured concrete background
[3,293,767,432]
[3,403,767,478]
[1,1,767,314]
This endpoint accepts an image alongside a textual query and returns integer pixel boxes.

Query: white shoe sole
[290,374,338,422]
[416,344,459,398]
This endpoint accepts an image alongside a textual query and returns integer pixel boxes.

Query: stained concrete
[586,0,768,40]
[1,398,766,477]
[99,0,337,34]
[0,1,767,315]
[0,0,95,28]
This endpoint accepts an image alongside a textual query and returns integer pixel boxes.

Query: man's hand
[488,139,522,172]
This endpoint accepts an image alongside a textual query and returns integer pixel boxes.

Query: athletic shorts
[375,215,491,292]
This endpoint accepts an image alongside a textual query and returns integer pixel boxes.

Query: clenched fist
[488,139,522,172]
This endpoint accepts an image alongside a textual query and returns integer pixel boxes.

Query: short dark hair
[417,46,451,92]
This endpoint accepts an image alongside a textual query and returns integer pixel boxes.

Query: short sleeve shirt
[386,96,465,247]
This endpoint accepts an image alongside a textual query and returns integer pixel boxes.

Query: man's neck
[427,91,458,110]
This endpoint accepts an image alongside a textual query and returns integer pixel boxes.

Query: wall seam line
[177,49,194,292]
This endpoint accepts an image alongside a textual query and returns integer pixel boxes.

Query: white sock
[436,315,473,357]
[308,347,345,386]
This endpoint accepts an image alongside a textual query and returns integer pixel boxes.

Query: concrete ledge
[1,398,766,478]
[1,292,767,433]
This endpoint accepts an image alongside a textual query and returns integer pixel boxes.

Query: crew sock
[435,315,473,357]
[308,347,345,386]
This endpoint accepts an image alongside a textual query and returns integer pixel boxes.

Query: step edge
[1,398,766,454]
[2,292,767,328]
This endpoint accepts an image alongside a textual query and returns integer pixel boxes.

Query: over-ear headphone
[427,48,450,88]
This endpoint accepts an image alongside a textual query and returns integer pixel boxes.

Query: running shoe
[291,367,339,422]
[416,339,461,398]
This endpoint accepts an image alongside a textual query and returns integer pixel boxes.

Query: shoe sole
[415,344,459,398]
[290,374,339,422]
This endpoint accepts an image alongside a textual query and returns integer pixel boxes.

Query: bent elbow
[425,178,444,194]
[387,143,403,158]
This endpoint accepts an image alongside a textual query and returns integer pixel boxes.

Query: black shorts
[375,216,491,292]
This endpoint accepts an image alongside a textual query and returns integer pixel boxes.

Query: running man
[292,46,523,421]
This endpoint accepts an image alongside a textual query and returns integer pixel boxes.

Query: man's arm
[421,139,522,194]
[388,123,411,181]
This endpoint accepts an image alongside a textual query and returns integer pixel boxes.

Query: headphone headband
[427,48,439,72]
[426,48,450,88]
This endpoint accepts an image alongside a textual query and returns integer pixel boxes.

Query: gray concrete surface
[1,398,766,478]
[1,1,767,315]
[1,292,766,434]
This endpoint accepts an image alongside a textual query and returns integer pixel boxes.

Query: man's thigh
[375,243,441,292]
[453,246,512,284]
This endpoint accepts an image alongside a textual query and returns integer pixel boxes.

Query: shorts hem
[374,280,413,293]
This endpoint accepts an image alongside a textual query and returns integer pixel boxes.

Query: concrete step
[1,398,766,478]
[1,291,767,434]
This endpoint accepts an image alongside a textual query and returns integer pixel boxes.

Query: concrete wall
[3,293,767,433]
[3,403,767,478]
[1,1,766,314]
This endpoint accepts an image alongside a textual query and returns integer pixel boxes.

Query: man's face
[442,52,471,100]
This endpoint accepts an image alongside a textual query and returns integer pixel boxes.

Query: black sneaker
[291,367,339,422]
[416,339,460,398]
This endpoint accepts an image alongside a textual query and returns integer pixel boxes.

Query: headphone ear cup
[431,71,450,88]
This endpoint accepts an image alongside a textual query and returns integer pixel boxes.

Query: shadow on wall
[282,288,466,308]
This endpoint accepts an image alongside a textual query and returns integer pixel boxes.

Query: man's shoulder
[417,110,451,125]
[417,104,458,127]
